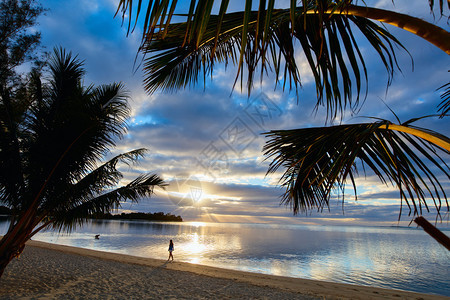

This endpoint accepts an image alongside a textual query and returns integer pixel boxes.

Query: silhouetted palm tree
[114,1,449,219]
[0,48,166,276]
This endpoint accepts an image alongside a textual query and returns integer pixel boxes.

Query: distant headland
[0,206,182,222]
[90,212,183,222]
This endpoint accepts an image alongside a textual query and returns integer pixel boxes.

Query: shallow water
[1,220,449,296]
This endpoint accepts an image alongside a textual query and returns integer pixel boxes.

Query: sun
[189,186,204,203]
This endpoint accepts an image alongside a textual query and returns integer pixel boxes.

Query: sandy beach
[0,240,446,299]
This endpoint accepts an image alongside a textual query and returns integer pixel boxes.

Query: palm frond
[117,1,449,48]
[140,8,408,119]
[117,1,449,107]
[437,82,450,118]
[39,148,149,212]
[47,47,85,102]
[25,54,132,203]
[49,173,166,232]
[263,120,450,218]
[428,0,449,16]
[0,70,39,208]
[0,98,27,207]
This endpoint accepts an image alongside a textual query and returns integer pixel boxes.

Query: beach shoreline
[0,240,446,299]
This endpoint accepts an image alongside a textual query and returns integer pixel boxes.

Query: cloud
[38,0,449,226]
[116,176,449,227]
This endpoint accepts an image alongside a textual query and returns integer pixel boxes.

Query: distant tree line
[91,212,182,222]
[0,206,181,222]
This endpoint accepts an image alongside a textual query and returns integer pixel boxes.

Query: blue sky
[37,0,449,226]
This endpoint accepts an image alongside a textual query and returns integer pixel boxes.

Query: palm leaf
[139,9,408,119]
[25,51,131,197]
[437,81,450,118]
[39,149,149,213]
[428,0,449,15]
[117,1,449,48]
[49,173,166,232]
[263,120,450,218]
[116,1,450,120]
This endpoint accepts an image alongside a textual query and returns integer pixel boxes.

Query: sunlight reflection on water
[1,219,449,296]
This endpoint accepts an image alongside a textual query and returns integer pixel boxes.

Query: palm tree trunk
[0,231,29,277]
[414,216,450,250]
[0,209,40,278]
[310,5,450,54]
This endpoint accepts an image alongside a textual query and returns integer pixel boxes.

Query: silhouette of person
[168,239,174,261]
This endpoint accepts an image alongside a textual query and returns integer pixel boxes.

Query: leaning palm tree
[0,48,166,277]
[114,1,449,222]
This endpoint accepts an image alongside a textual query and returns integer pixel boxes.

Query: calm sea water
[1,220,449,296]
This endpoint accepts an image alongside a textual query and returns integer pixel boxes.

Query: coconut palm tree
[0,48,166,277]
[114,1,449,221]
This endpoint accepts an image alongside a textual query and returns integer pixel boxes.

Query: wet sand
[0,240,446,299]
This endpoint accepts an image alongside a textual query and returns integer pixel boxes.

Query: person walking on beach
[168,240,174,261]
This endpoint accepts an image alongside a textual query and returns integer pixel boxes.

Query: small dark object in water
[95,234,100,239]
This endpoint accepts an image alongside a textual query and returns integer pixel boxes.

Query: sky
[35,0,449,226]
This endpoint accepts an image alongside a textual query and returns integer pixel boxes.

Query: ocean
[1,220,449,296]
